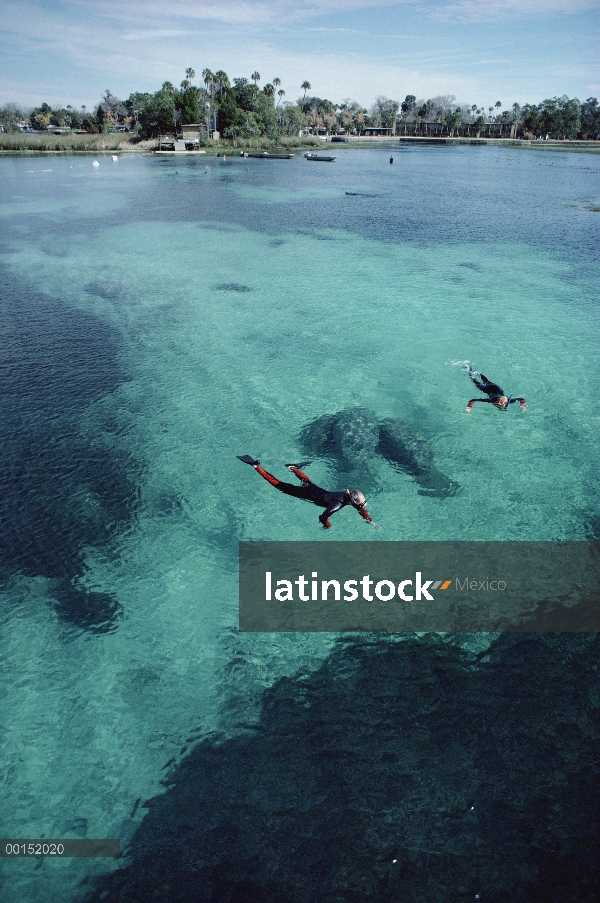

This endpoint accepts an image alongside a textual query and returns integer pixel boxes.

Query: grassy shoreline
[0,133,154,153]
[0,132,322,154]
[1,132,599,155]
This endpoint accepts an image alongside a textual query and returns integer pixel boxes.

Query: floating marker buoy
[92,160,100,167]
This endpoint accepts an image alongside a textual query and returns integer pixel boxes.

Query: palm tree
[263,83,275,99]
[185,68,195,85]
[213,71,230,100]
[251,71,261,86]
[273,77,281,89]
[181,80,190,90]
[277,89,285,106]
[495,101,502,110]
[202,69,214,95]
[301,81,311,99]
[162,81,175,95]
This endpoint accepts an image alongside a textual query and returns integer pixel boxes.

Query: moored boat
[304,152,337,162]
[240,152,295,159]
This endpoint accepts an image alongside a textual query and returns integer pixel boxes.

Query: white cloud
[70,0,406,27]
[121,30,191,41]
[424,0,600,20]
[309,27,363,33]
[0,0,596,108]
[69,0,600,25]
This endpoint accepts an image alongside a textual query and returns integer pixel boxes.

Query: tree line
[396,94,599,140]
[1,72,599,141]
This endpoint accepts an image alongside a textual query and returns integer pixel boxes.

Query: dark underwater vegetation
[0,263,141,633]
[86,633,600,903]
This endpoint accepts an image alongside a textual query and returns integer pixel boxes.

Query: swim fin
[237,455,260,466]
[285,461,311,468]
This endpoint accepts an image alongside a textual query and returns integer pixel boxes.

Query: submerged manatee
[299,407,378,487]
[84,280,126,300]
[300,408,459,498]
[377,418,459,497]
[215,283,252,293]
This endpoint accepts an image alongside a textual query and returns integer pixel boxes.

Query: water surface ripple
[0,147,598,903]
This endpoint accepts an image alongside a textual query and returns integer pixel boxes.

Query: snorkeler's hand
[463,407,472,414]
[370,520,380,529]
[520,403,527,411]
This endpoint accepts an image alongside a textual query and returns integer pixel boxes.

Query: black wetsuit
[255,465,372,528]
[464,367,526,411]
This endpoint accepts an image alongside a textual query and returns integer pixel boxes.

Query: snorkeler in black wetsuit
[237,457,376,529]
[462,364,526,413]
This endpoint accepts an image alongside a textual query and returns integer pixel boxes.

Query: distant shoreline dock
[347,135,600,152]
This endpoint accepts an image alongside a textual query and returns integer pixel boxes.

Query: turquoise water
[0,147,599,901]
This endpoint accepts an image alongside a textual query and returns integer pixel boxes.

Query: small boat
[304,152,337,162]
[242,152,294,159]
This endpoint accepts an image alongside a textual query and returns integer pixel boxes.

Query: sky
[1,0,598,112]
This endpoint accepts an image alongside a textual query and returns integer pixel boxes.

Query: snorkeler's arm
[358,507,379,528]
[319,500,344,528]
[506,396,527,410]
[464,398,494,412]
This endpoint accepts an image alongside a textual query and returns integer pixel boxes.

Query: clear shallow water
[0,147,599,902]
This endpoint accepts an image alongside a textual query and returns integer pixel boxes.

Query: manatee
[330,408,379,467]
[299,407,379,487]
[215,283,252,293]
[300,408,459,498]
[298,412,337,458]
[84,280,126,300]
[377,418,459,498]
